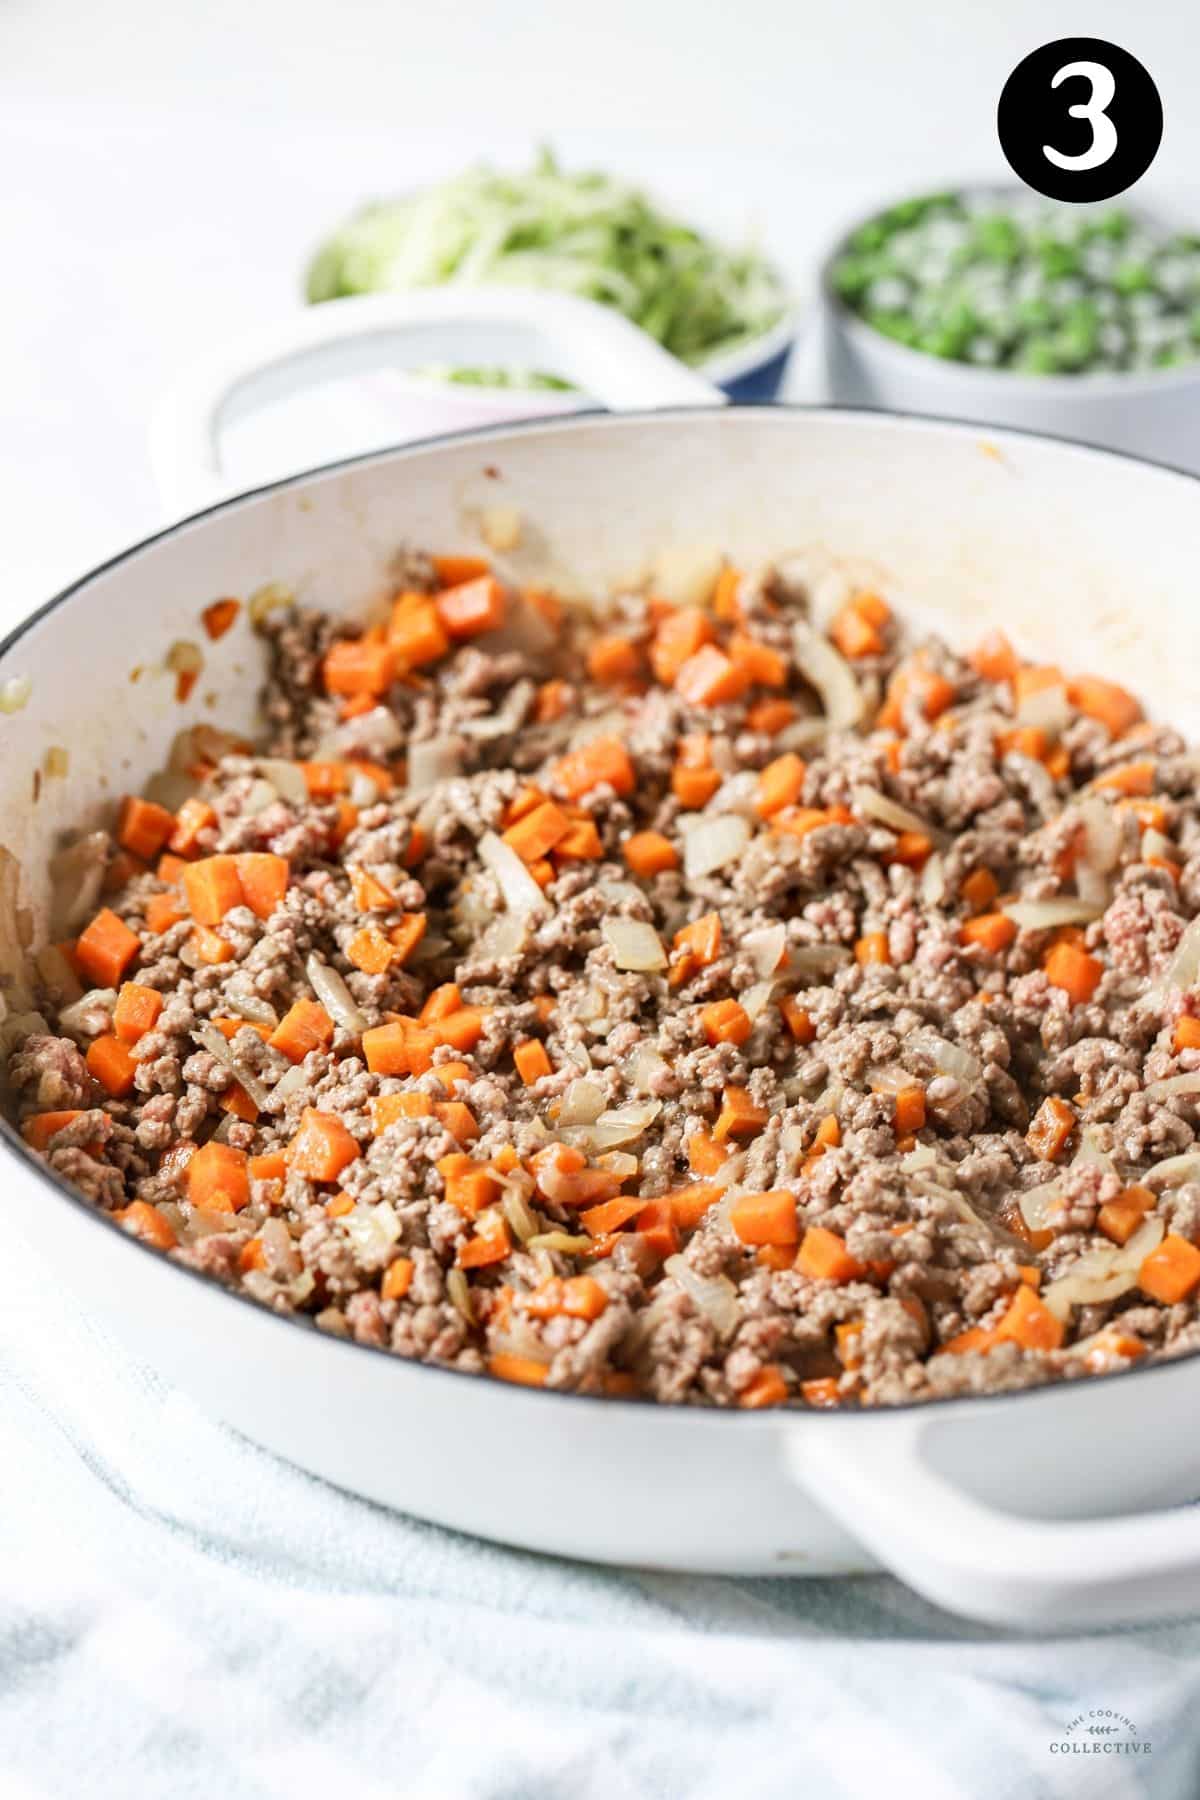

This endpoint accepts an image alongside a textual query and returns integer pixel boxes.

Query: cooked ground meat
[11,557,1200,1409]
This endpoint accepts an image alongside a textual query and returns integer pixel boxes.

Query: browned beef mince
[14,557,1200,1408]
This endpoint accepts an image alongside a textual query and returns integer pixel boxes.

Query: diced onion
[477,913,529,960]
[602,918,666,972]
[349,769,381,807]
[1041,1216,1164,1320]
[1141,1072,1200,1104]
[921,852,947,907]
[165,639,204,679]
[526,1231,593,1254]
[446,1267,475,1324]
[501,1186,541,1244]
[343,1199,401,1263]
[407,736,463,795]
[792,622,864,731]
[248,581,294,625]
[663,1254,740,1337]
[50,832,109,935]
[221,992,279,1026]
[1077,794,1121,874]
[905,1027,981,1083]
[743,924,786,979]
[558,1078,607,1126]
[35,943,83,1005]
[1019,1180,1065,1232]
[1015,683,1070,736]
[1142,917,1200,1012]
[901,1143,939,1173]
[0,675,32,714]
[740,980,776,1022]
[1010,753,1058,817]
[241,779,280,816]
[478,830,549,918]
[852,785,942,843]
[683,813,751,880]
[590,1100,662,1149]
[144,770,200,813]
[459,679,535,741]
[788,944,852,979]
[867,1062,915,1096]
[194,1023,272,1110]
[257,759,309,806]
[305,954,367,1033]
[1001,897,1104,930]
[481,506,522,551]
[57,988,116,1036]
[1143,828,1173,863]
[1074,862,1111,909]
[1071,1130,1117,1179]
[652,544,723,608]
[626,1045,671,1094]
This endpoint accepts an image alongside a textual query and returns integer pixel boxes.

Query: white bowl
[820,190,1200,473]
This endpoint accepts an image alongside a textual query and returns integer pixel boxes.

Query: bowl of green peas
[823,188,1200,471]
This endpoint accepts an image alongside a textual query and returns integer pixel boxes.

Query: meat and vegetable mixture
[14,547,1200,1408]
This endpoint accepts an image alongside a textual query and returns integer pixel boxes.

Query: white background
[2,0,1198,608]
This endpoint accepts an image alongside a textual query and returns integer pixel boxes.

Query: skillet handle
[785,1409,1200,1629]
[148,288,723,518]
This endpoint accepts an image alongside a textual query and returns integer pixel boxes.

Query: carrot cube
[75,907,141,988]
[269,999,334,1063]
[796,1226,864,1283]
[188,1140,250,1212]
[182,856,244,925]
[730,1189,799,1247]
[234,853,289,920]
[322,638,396,697]
[288,1108,360,1182]
[113,981,163,1044]
[514,1039,552,1085]
[435,576,506,639]
[117,796,176,861]
[674,644,749,707]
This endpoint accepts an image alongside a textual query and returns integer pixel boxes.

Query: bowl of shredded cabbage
[303,150,794,433]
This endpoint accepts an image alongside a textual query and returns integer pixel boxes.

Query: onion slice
[305,954,367,1033]
[1002,897,1104,930]
[663,1254,740,1338]
[602,918,667,972]
[793,622,864,731]
[193,1022,271,1110]
[683,813,750,880]
[478,830,549,918]
[852,785,944,844]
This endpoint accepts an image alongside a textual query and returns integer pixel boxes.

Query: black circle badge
[998,39,1163,203]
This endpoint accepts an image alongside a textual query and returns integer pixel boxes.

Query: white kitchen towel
[2,1236,1198,1800]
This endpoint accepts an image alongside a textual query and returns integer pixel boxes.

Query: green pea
[1113,262,1153,294]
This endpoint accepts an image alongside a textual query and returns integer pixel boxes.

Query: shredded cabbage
[305,149,786,379]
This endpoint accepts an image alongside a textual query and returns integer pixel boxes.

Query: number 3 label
[1043,60,1118,171]
[998,38,1162,203]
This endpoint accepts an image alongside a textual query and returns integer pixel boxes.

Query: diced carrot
[288,1108,360,1182]
[555,818,604,860]
[156,854,187,888]
[587,634,641,685]
[389,599,450,669]
[687,1130,727,1175]
[21,1109,85,1150]
[488,1352,548,1388]
[938,1324,996,1356]
[996,725,1050,763]
[525,588,564,631]
[182,856,243,925]
[102,849,145,896]
[322,638,396,697]
[1116,797,1167,832]
[675,644,749,707]
[114,1200,178,1251]
[331,801,360,849]
[432,553,490,588]
[504,800,571,863]
[269,999,334,1063]
[201,597,240,640]
[168,797,217,855]
[419,984,462,1024]
[113,981,163,1044]
[801,1377,843,1408]
[736,1364,790,1409]
[889,830,933,868]
[1014,664,1064,705]
[190,926,234,965]
[649,607,714,685]
[969,629,1019,685]
[458,1211,512,1269]
[504,784,548,827]
[960,912,1017,953]
[346,925,393,975]
[835,1320,865,1368]
[671,765,723,809]
[673,910,722,965]
[435,575,506,639]
[713,1085,767,1143]
[238,1236,267,1272]
[1044,941,1103,1005]
[325,1192,356,1219]
[728,633,787,688]
[1016,1265,1041,1289]
[813,1115,841,1152]
[553,736,635,800]
[830,601,883,659]
[75,907,141,987]
[210,1017,271,1041]
[249,1150,288,1183]
[371,1092,433,1132]
[854,932,890,966]
[362,1023,417,1076]
[701,999,751,1047]
[1138,1233,1200,1304]
[1068,676,1142,738]
[746,697,796,735]
[623,830,679,876]
[234,852,289,921]
[993,1283,1065,1352]
[435,1060,472,1092]
[381,1256,415,1301]
[525,1275,609,1321]
[534,678,570,723]
[796,1225,864,1283]
[635,1198,680,1261]
[435,1101,479,1144]
[894,1085,926,1134]
[437,1153,499,1217]
[1098,1184,1154,1246]
[579,1195,645,1236]
[757,752,806,818]
[659,1183,719,1232]
[779,997,815,1045]
[1175,1018,1200,1053]
[340,694,376,721]
[757,1245,797,1271]
[435,1008,487,1052]
[961,867,999,913]
[1027,1095,1077,1163]
[712,565,743,621]
[1092,760,1155,797]
[388,913,427,965]
[347,865,395,913]
[219,1081,259,1123]
[300,762,349,799]
[117,796,176,861]
[514,1039,552,1085]
[730,1189,799,1247]
[188,1140,250,1212]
